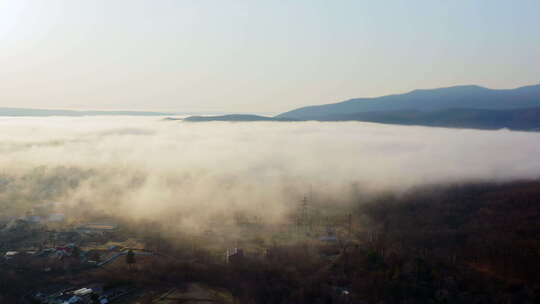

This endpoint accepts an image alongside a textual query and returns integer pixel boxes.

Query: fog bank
[1,116,539,230]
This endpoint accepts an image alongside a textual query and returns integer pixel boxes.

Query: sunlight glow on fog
[1,1,539,112]
[1,117,539,229]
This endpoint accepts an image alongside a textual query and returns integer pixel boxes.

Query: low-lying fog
[1,116,539,230]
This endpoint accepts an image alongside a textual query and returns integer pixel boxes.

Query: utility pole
[348,213,352,238]
[299,195,309,234]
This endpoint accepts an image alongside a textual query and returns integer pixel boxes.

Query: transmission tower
[298,195,310,233]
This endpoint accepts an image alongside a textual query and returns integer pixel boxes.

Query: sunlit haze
[3,2,540,302]
[1,0,539,112]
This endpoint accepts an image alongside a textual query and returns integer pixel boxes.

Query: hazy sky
[1,0,539,113]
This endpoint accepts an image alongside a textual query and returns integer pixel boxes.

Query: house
[4,251,19,259]
[48,213,66,222]
[319,226,338,243]
[226,248,244,264]
[25,215,44,223]
[75,223,118,234]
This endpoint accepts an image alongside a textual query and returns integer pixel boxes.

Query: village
[0,198,359,304]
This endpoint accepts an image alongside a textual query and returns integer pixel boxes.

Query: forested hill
[274,84,540,130]
[305,107,540,130]
[182,114,297,122]
[277,84,540,119]
[182,84,540,130]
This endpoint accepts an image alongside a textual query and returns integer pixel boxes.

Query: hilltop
[182,114,297,122]
[277,84,540,119]
[184,84,540,130]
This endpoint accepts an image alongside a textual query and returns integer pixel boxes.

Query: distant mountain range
[185,84,540,130]
[302,108,540,130]
[4,84,540,130]
[0,107,172,116]
[276,84,540,119]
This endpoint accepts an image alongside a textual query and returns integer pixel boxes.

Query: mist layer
[1,117,539,230]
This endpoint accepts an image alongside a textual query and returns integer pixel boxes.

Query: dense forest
[2,180,539,303]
